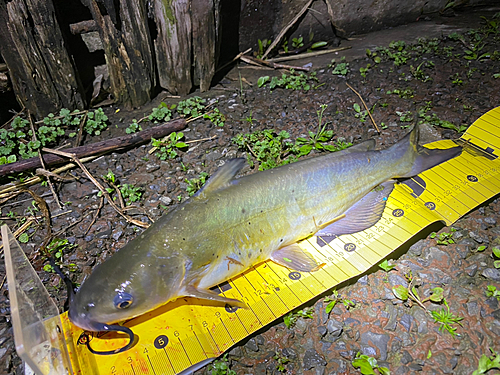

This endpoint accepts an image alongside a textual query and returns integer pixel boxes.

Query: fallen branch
[42,148,149,229]
[262,0,314,60]
[216,48,252,73]
[240,55,310,72]
[0,118,187,176]
[346,82,380,134]
[267,46,352,63]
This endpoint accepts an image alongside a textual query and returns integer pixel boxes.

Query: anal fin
[271,244,322,272]
[316,180,395,246]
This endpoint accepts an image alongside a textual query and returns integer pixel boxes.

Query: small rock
[159,196,173,205]
[408,239,428,256]
[465,264,478,277]
[482,268,500,281]
[244,338,259,352]
[326,318,343,337]
[360,331,390,360]
[408,363,423,371]
[0,347,7,358]
[384,304,398,331]
[401,350,413,364]
[303,349,327,370]
[400,314,413,332]
[318,326,327,337]
[467,301,479,316]
[388,274,409,288]
[282,347,297,359]
[423,247,450,263]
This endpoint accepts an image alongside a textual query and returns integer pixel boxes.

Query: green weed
[486,285,500,301]
[274,351,290,372]
[204,108,226,127]
[186,172,209,196]
[352,352,390,375]
[283,307,314,329]
[392,271,463,336]
[324,290,355,314]
[126,120,142,134]
[176,96,206,118]
[430,229,456,245]
[473,348,500,375]
[208,353,236,375]
[148,102,172,123]
[379,259,396,272]
[151,132,188,160]
[120,184,142,205]
[330,57,350,76]
[43,238,78,273]
[258,69,318,90]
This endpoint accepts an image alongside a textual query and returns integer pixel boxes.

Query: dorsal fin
[196,159,246,198]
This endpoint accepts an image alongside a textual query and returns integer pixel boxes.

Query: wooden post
[151,0,192,96]
[0,0,85,119]
[191,0,216,92]
[85,0,155,108]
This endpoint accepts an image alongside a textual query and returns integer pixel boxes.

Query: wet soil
[1,6,500,375]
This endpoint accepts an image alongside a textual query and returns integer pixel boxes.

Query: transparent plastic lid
[2,225,72,375]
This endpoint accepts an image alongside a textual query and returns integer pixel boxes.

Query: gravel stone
[326,318,343,337]
[303,349,327,370]
[482,268,500,281]
[401,350,413,364]
[465,264,478,277]
[408,239,428,256]
[400,314,413,332]
[244,338,259,352]
[360,331,390,360]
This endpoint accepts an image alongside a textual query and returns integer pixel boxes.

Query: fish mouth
[69,308,135,355]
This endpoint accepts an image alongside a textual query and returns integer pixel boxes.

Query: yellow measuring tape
[59,107,500,374]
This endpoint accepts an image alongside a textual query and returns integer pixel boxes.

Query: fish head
[69,237,185,331]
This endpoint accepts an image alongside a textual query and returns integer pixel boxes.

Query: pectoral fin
[316,181,395,246]
[184,285,246,308]
[271,244,323,272]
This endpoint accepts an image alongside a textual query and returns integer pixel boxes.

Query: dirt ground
[1,6,500,375]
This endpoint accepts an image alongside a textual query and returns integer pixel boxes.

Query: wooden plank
[86,0,155,108]
[191,0,216,92]
[0,0,84,118]
[151,0,192,96]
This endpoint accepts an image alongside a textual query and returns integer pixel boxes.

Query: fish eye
[113,292,134,309]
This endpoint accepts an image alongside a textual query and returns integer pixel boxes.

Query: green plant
[410,61,433,82]
[330,57,350,76]
[473,348,500,375]
[430,299,464,336]
[418,106,468,133]
[376,40,411,66]
[120,184,142,204]
[126,119,142,134]
[378,259,396,272]
[450,72,463,85]
[259,70,318,91]
[396,111,413,124]
[232,129,297,170]
[486,285,500,301]
[245,112,255,125]
[292,36,304,49]
[392,271,463,336]
[176,96,206,118]
[295,104,350,156]
[352,352,390,375]
[359,64,371,78]
[256,38,271,59]
[149,102,173,123]
[493,246,500,268]
[283,307,314,328]
[386,88,414,99]
[42,238,78,273]
[324,290,355,313]
[84,108,109,135]
[366,49,382,64]
[353,103,368,123]
[186,172,209,196]
[151,132,188,160]
[430,229,456,245]
[204,108,226,127]
[274,351,290,372]
[208,353,236,375]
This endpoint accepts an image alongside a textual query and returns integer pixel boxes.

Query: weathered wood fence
[0,0,219,119]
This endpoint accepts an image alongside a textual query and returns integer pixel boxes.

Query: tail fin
[389,125,462,178]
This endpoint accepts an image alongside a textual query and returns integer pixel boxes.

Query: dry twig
[346,82,380,133]
[262,0,314,60]
[42,148,149,229]
[267,46,352,63]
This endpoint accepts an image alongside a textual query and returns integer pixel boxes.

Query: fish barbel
[69,125,461,346]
